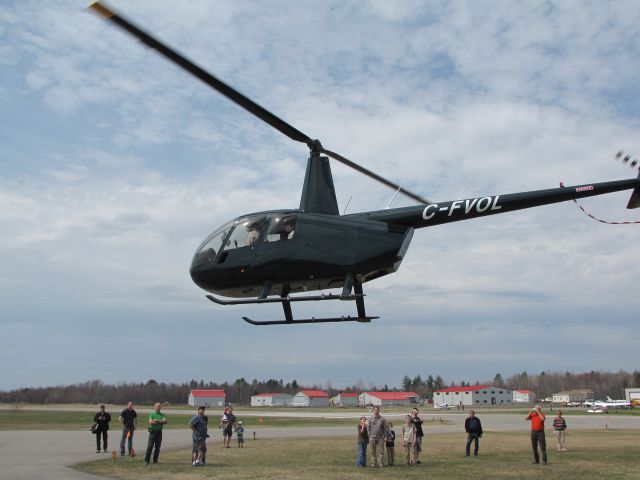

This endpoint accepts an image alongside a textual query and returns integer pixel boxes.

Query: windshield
[191,220,234,267]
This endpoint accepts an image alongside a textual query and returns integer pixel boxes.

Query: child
[385,422,396,466]
[235,421,245,447]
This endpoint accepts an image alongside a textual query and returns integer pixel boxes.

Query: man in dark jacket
[464,409,483,457]
[93,404,111,453]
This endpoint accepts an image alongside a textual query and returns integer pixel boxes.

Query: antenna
[458,176,473,200]
[385,187,401,210]
[343,195,353,215]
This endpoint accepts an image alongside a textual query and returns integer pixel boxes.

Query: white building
[359,391,419,406]
[333,393,360,407]
[625,387,640,405]
[434,386,513,406]
[513,390,537,403]
[291,390,330,407]
[188,389,226,407]
[250,393,292,407]
[552,389,594,404]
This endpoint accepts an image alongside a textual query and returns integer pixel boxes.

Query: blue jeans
[466,432,480,456]
[120,426,134,454]
[356,443,367,467]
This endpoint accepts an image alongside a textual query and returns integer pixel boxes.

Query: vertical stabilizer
[627,170,640,209]
[299,154,339,214]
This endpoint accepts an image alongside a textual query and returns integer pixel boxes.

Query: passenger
[245,226,260,246]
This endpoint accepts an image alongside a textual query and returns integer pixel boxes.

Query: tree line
[1,369,637,405]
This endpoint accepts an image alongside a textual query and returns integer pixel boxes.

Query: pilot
[245,223,260,246]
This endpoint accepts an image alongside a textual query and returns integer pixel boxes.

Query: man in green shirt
[144,403,168,465]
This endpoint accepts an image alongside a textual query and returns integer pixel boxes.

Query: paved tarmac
[1,412,638,479]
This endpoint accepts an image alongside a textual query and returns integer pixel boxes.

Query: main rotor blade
[89,2,430,205]
[321,147,430,205]
[89,2,312,147]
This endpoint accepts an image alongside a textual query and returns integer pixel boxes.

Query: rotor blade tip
[88,2,114,19]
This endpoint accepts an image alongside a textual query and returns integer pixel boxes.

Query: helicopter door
[217,215,268,266]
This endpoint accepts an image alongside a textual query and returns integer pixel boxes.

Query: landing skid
[205,275,378,325]
[242,315,376,326]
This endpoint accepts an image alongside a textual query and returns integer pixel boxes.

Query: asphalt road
[1,413,638,480]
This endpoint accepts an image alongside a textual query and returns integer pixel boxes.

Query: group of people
[93,401,167,465]
[92,402,569,468]
[526,404,569,465]
[91,402,244,467]
[357,406,427,467]
[355,404,568,468]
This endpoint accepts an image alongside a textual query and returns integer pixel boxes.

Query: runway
[1,412,638,479]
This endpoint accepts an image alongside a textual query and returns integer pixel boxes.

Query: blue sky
[1,0,639,392]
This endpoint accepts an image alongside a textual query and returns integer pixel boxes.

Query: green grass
[74,429,640,480]
[0,409,97,430]
[0,409,435,430]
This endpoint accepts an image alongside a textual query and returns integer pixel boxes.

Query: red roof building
[292,390,330,407]
[360,391,419,406]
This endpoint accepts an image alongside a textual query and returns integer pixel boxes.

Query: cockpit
[191,213,297,269]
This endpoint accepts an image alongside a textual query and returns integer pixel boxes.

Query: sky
[1,0,639,392]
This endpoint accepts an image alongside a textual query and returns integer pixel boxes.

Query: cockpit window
[192,220,234,267]
[265,214,296,243]
[224,215,268,250]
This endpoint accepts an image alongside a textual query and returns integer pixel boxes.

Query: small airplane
[595,397,632,409]
[89,2,640,325]
[587,406,608,414]
[585,397,631,409]
[435,402,452,410]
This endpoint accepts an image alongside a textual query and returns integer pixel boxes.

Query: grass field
[74,429,640,480]
[0,410,355,430]
[1,409,448,430]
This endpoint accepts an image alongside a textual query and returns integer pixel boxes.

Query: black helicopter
[91,2,640,325]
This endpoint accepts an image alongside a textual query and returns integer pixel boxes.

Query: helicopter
[90,2,640,326]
